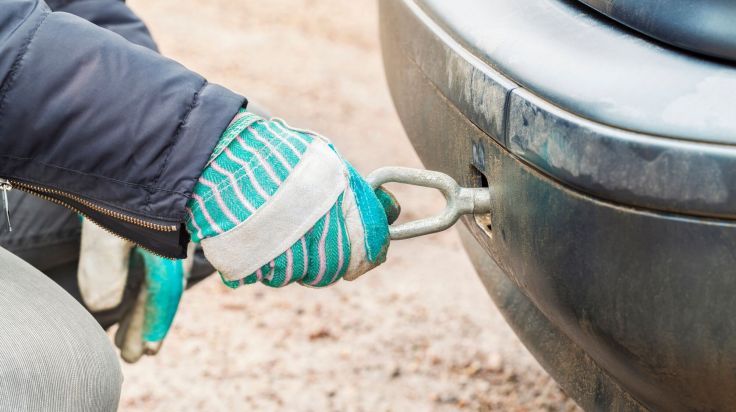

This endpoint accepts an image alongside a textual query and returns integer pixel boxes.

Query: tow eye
[366,167,491,240]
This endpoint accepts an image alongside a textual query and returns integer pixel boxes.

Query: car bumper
[380,0,736,410]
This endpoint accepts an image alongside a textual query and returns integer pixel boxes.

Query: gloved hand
[77,219,194,362]
[187,110,400,288]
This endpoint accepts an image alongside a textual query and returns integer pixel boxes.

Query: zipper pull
[0,179,12,232]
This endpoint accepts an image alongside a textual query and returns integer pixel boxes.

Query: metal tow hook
[366,167,491,240]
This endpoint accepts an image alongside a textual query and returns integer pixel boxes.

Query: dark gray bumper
[380,0,736,410]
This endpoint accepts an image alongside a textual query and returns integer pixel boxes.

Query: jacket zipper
[6,179,177,231]
[0,178,179,258]
[0,178,11,231]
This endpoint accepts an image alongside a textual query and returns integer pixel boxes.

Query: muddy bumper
[379,0,736,410]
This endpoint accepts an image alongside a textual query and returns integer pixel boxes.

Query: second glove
[78,218,193,362]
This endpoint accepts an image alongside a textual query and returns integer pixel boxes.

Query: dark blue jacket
[0,0,246,258]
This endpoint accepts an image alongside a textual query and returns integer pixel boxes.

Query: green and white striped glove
[78,218,193,362]
[186,110,399,288]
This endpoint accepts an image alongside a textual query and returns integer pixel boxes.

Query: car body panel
[415,0,736,146]
[578,0,736,62]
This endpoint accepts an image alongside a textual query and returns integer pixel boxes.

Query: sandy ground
[119,1,580,410]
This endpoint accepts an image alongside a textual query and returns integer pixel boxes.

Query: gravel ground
[120,1,580,410]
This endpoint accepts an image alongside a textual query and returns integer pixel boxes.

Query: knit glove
[78,219,193,362]
[186,110,399,288]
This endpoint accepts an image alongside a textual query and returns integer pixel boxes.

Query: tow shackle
[366,167,492,240]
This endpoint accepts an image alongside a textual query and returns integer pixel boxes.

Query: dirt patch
[120,0,579,410]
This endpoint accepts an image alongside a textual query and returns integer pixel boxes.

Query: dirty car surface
[380,0,736,410]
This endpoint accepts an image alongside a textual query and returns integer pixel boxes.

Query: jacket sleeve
[46,0,159,51]
[0,0,246,257]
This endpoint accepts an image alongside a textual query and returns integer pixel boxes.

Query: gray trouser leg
[0,247,122,411]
